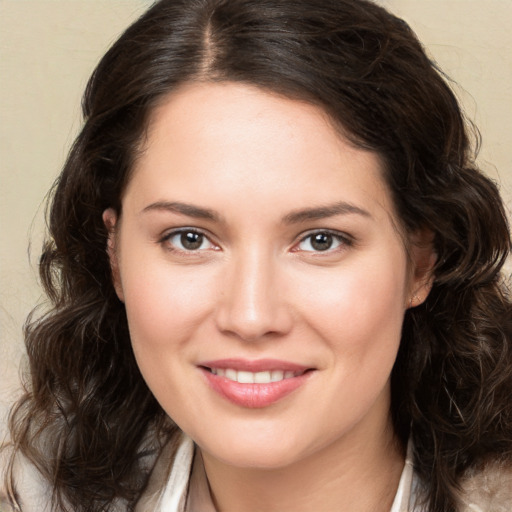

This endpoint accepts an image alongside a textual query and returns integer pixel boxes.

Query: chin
[212,444,304,470]
[195,424,323,470]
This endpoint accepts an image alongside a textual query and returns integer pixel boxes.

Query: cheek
[120,254,218,352]
[295,255,408,347]
[119,257,220,420]
[292,257,407,429]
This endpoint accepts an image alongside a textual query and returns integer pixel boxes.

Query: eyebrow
[283,201,372,224]
[141,201,221,222]
[140,200,371,224]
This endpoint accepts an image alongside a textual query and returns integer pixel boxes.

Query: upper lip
[198,358,312,373]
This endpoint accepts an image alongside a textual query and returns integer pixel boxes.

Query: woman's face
[105,82,432,469]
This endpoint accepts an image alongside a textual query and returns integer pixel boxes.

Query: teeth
[254,371,271,383]
[225,368,236,381]
[271,370,284,382]
[237,371,254,383]
[210,368,301,383]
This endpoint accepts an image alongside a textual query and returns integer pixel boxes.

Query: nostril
[214,299,294,342]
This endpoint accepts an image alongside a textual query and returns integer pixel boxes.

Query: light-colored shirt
[4,434,510,511]
[155,436,424,512]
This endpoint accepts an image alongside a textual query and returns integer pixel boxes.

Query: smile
[208,368,304,383]
[199,359,315,408]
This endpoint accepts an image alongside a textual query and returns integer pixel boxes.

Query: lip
[199,358,315,408]
[199,358,310,372]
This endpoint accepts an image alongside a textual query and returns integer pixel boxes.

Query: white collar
[157,436,419,512]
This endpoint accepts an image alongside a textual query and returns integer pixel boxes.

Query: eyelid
[292,229,354,253]
[159,227,219,252]
[157,227,353,254]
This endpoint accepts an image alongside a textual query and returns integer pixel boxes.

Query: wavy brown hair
[4,0,512,510]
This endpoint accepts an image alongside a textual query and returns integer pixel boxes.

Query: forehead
[127,81,399,230]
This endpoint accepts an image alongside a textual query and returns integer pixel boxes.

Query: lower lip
[201,368,313,408]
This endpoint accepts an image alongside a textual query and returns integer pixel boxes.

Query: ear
[407,228,436,309]
[102,208,124,302]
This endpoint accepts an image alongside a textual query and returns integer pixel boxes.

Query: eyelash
[294,229,353,253]
[159,228,353,254]
[159,228,217,254]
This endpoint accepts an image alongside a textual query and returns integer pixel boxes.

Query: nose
[214,249,293,342]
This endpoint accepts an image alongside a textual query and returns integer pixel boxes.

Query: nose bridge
[216,244,290,341]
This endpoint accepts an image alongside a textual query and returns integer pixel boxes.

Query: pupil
[311,233,332,251]
[181,232,203,250]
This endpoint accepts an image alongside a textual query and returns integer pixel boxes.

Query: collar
[153,436,418,512]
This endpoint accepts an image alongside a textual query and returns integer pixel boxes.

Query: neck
[200,415,405,512]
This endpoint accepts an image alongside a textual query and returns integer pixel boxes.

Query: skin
[104,82,434,511]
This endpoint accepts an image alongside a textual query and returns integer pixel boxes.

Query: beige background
[1,0,511,433]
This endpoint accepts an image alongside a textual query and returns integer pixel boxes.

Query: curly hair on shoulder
[4,1,512,511]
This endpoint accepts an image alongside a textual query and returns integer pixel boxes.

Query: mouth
[198,359,315,408]
[205,367,307,384]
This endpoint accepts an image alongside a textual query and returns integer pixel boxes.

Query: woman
[2,0,512,510]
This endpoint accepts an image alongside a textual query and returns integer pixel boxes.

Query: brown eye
[310,233,333,251]
[180,231,204,250]
[296,231,350,253]
[163,229,215,252]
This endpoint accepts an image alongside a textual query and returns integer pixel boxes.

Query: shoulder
[0,445,53,512]
[0,437,164,512]
[458,460,512,512]
[409,458,512,512]
[135,432,192,512]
